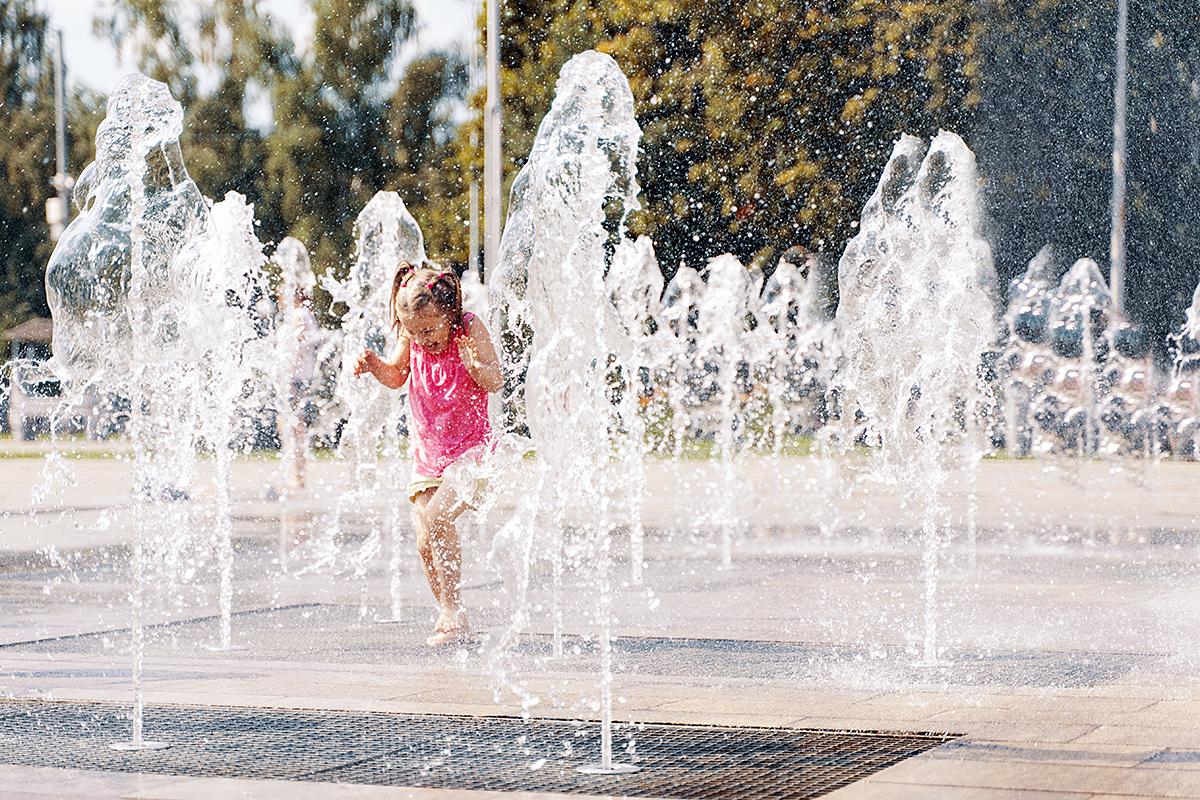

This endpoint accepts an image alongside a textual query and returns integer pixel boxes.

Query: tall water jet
[270,237,321,575]
[323,191,426,619]
[834,131,997,665]
[489,50,642,775]
[461,266,489,322]
[1045,258,1113,457]
[272,237,319,496]
[197,191,271,652]
[1167,281,1200,457]
[45,74,216,750]
[758,248,834,454]
[659,265,706,462]
[605,235,663,583]
[697,254,758,566]
[1000,245,1061,458]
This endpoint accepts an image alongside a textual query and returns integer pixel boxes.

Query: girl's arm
[353,336,411,389]
[457,316,505,393]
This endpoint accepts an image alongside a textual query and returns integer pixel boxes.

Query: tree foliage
[85,0,463,322]
[467,0,1200,358]
[978,0,1200,354]
[473,0,983,279]
[1,0,1199,361]
[0,0,102,334]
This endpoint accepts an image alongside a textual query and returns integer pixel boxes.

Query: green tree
[0,0,56,334]
[96,0,298,250]
[263,0,416,318]
[389,52,470,264]
[977,0,1200,359]
[91,0,426,320]
[94,0,199,102]
[458,0,983,280]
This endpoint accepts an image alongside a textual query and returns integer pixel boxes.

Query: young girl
[353,261,504,646]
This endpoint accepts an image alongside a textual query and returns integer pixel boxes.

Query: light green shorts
[407,474,443,503]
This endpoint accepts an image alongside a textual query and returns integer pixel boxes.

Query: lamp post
[483,0,502,282]
[1109,0,1128,315]
[46,28,71,241]
[468,0,482,277]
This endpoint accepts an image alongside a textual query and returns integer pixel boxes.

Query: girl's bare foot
[427,609,468,646]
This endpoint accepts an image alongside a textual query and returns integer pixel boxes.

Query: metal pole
[468,0,481,276]
[1109,0,1128,315]
[53,28,69,220]
[483,0,502,282]
[469,172,481,274]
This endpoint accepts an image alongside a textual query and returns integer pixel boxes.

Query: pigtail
[389,261,417,332]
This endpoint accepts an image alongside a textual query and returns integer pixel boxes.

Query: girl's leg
[422,483,470,637]
[289,418,306,490]
[411,489,447,609]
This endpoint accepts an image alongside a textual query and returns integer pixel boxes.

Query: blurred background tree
[1,0,1198,359]
[0,0,56,334]
[0,0,102,334]
[976,0,1200,352]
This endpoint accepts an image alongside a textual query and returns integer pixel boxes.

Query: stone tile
[931,740,1160,768]
[865,756,1200,797]
[783,715,952,734]
[1136,750,1200,772]
[652,695,824,717]
[925,706,1125,727]
[1076,726,1200,749]
[853,690,1156,716]
[1122,701,1200,727]
[628,708,803,727]
[825,780,1085,799]
[0,764,179,796]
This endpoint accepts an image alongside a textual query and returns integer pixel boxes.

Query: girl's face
[399,302,452,353]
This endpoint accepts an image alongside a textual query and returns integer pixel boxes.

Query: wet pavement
[2,446,1200,798]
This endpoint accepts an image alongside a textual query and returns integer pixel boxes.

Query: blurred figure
[279,285,319,492]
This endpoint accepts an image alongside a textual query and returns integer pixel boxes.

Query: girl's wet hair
[389,260,464,332]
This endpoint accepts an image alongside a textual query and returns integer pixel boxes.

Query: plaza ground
[2,441,1200,798]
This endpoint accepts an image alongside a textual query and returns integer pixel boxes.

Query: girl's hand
[456,333,482,371]
[456,323,505,393]
[353,350,381,378]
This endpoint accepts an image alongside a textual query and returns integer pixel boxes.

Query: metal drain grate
[0,700,958,798]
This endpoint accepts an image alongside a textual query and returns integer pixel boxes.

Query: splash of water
[272,236,318,499]
[833,130,997,665]
[1167,281,1200,457]
[605,236,663,583]
[1046,258,1113,457]
[758,249,837,452]
[323,191,425,617]
[1001,245,1062,458]
[46,77,209,389]
[488,49,642,774]
[42,74,272,747]
[197,191,271,651]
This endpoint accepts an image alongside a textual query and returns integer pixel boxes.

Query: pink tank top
[407,312,492,477]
